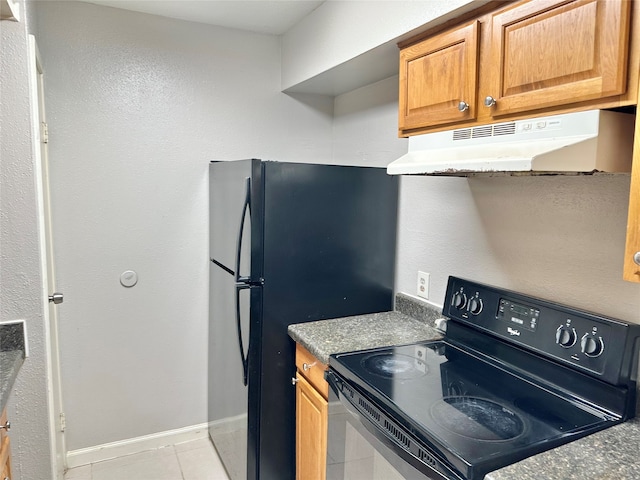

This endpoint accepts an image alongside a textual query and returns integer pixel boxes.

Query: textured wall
[332,76,640,323]
[281,0,477,90]
[332,76,407,167]
[33,1,334,451]
[22,0,640,471]
[0,2,54,479]
[396,174,640,321]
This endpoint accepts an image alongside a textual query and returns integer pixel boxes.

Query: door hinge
[41,122,49,144]
[59,412,66,432]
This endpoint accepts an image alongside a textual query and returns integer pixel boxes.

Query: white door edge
[28,33,67,480]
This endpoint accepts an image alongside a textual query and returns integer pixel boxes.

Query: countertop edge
[288,294,444,365]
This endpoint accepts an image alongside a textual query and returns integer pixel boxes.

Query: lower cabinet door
[296,373,328,480]
[0,436,11,480]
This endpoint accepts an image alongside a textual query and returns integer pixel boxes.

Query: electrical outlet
[417,271,429,299]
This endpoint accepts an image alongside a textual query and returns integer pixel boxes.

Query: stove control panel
[443,276,640,386]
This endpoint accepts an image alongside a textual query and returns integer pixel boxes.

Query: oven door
[326,370,464,480]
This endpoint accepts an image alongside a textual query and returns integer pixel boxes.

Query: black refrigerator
[208,159,398,480]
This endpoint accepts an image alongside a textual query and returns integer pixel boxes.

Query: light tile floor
[63,439,230,480]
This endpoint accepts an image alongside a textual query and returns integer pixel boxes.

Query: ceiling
[87,0,326,35]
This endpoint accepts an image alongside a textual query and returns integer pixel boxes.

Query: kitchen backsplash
[395,292,443,327]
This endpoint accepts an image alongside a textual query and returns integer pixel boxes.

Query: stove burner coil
[361,353,427,379]
[431,396,525,441]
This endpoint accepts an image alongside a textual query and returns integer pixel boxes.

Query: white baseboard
[66,422,209,468]
[208,413,246,435]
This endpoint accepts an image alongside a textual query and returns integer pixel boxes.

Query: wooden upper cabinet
[399,0,637,136]
[487,0,631,117]
[399,20,479,132]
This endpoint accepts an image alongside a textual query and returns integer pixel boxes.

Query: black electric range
[327,277,640,480]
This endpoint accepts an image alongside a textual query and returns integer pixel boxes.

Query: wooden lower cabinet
[296,374,327,480]
[0,408,12,480]
[295,344,328,480]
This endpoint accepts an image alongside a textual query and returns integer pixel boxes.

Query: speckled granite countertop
[288,293,443,365]
[486,417,640,479]
[0,322,26,412]
[287,293,640,480]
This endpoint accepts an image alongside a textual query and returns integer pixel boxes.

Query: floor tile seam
[174,445,188,480]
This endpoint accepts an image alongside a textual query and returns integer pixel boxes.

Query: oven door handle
[326,370,466,480]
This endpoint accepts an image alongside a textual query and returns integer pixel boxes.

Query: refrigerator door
[254,162,398,480]
[208,264,251,480]
[209,159,260,480]
[209,159,256,278]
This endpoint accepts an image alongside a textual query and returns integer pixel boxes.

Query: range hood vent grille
[452,129,471,141]
[494,122,516,136]
[453,122,517,141]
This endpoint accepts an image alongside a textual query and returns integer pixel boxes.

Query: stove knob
[468,297,483,315]
[555,326,577,348]
[581,335,604,357]
[452,292,467,310]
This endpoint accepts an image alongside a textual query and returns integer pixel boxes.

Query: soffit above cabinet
[281,0,492,97]
[1,0,20,21]
[283,41,399,97]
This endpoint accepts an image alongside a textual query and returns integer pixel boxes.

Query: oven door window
[327,388,447,480]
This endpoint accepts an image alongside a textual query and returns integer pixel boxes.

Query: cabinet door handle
[291,377,298,385]
[457,101,469,112]
[633,252,640,266]
[302,362,316,372]
[484,96,496,107]
[0,421,10,431]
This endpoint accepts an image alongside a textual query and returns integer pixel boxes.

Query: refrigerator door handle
[234,177,251,386]
[235,177,251,285]
[210,258,235,276]
[235,283,250,386]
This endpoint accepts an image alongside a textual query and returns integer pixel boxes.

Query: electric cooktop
[327,277,640,479]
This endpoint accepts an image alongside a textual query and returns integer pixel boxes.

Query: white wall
[281,0,479,91]
[396,175,640,321]
[26,0,640,467]
[332,76,640,324]
[33,1,334,451]
[1,2,55,479]
[332,76,407,167]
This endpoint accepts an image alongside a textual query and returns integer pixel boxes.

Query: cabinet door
[295,373,327,480]
[295,344,329,398]
[0,437,10,480]
[0,409,11,480]
[399,20,479,132]
[487,0,631,116]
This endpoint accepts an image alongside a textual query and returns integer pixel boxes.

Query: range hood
[387,110,635,176]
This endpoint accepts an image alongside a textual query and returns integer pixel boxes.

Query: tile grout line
[174,444,187,480]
